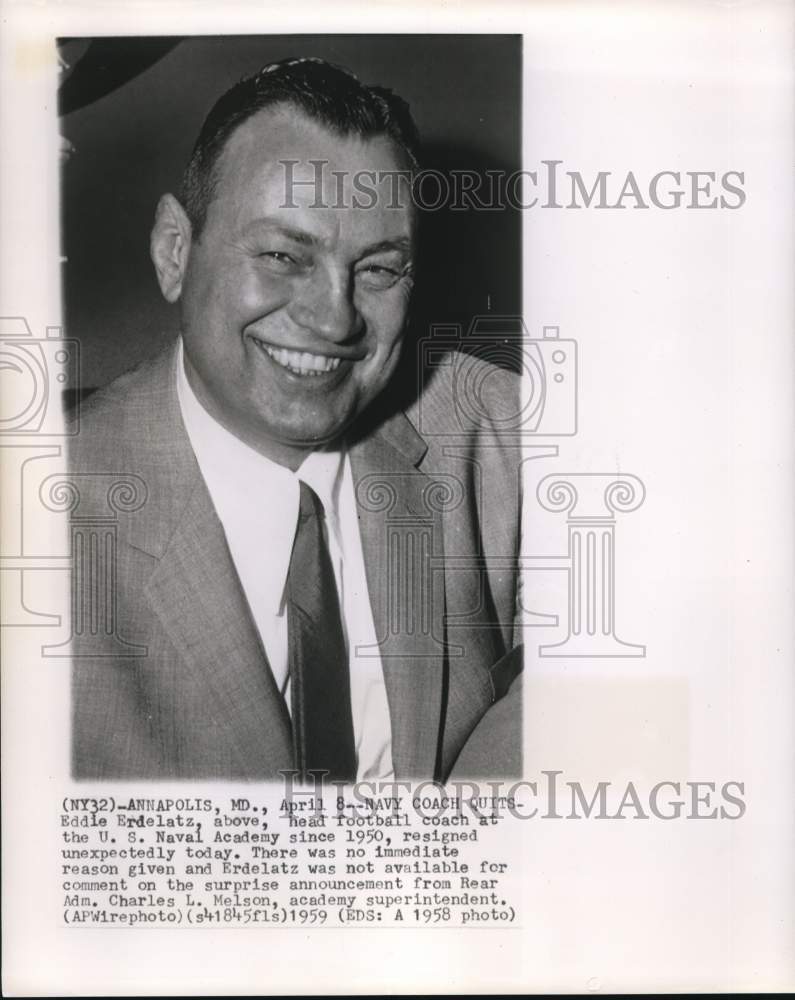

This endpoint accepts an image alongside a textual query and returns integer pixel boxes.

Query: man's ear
[150,194,192,303]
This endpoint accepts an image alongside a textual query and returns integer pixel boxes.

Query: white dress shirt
[175,342,394,780]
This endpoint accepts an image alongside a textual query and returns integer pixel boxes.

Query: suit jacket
[69,341,522,781]
[448,653,523,780]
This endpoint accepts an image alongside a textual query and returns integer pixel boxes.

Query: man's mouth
[257,343,343,377]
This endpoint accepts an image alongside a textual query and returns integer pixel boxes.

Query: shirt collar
[175,338,345,615]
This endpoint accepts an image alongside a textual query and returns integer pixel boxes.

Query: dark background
[59,35,521,392]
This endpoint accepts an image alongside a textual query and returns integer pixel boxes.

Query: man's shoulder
[406,350,521,440]
[66,342,196,544]
[69,346,177,465]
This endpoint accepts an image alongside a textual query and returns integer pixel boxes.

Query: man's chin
[285,426,350,452]
[247,420,355,464]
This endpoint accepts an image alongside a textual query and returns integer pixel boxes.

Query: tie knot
[298,481,325,523]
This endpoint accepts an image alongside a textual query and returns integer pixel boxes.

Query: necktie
[286,481,357,782]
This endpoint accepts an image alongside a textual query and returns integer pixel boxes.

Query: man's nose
[288,266,363,344]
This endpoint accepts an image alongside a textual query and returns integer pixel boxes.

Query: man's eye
[258,251,301,270]
[356,264,403,290]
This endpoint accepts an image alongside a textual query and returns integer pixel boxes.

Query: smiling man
[70,57,522,782]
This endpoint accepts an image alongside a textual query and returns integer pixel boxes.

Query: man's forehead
[210,104,416,239]
[215,103,412,191]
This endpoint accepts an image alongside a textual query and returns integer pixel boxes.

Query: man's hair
[180,56,422,237]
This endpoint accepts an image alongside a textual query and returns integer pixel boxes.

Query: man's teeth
[261,344,342,376]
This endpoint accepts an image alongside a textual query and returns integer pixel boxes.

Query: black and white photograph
[1,1,793,995]
[59,35,524,783]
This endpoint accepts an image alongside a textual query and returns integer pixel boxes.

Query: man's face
[176,105,416,467]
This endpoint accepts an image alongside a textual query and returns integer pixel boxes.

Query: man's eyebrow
[240,218,320,246]
[357,237,414,258]
[239,221,413,258]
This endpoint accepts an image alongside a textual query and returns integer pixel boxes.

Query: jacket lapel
[144,480,293,779]
[120,343,293,778]
[349,410,448,780]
